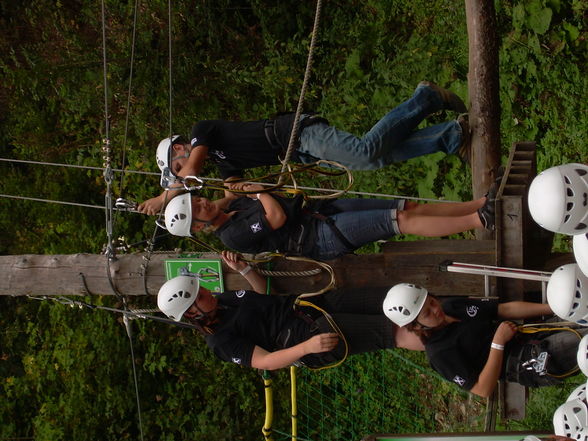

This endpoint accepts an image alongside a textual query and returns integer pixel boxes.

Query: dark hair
[405,293,447,343]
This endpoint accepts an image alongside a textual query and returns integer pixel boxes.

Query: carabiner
[115,198,138,212]
[183,175,204,191]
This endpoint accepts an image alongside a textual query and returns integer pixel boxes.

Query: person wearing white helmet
[163,180,498,260]
[528,163,588,235]
[139,81,471,215]
[382,283,585,397]
[156,252,424,370]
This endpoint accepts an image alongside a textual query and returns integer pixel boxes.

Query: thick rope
[278,0,323,184]
[257,268,321,277]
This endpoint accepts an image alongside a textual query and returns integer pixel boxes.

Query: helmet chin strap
[187,304,216,327]
[192,212,222,229]
[415,320,432,330]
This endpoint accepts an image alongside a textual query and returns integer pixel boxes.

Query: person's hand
[137,195,164,216]
[227,182,264,198]
[493,321,518,345]
[220,250,248,272]
[304,333,339,354]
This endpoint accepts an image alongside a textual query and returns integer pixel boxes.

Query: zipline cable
[100,1,144,439]
[0,157,460,203]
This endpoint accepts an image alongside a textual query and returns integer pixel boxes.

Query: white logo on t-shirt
[250,222,262,233]
[191,137,198,146]
[235,289,246,298]
[466,305,479,317]
[453,375,466,386]
[232,357,242,365]
[210,149,226,160]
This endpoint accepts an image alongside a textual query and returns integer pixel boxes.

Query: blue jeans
[309,198,406,260]
[297,84,463,169]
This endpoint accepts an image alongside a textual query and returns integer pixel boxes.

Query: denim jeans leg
[298,85,452,169]
[312,207,400,260]
[383,120,462,162]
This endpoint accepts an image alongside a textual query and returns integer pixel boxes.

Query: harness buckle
[160,168,181,188]
[521,351,549,375]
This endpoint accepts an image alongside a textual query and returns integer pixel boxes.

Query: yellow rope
[293,299,349,371]
[290,366,298,441]
[262,372,274,441]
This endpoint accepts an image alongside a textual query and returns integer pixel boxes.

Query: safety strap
[307,211,356,251]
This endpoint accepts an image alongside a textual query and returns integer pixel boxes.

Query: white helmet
[528,163,588,235]
[164,193,193,237]
[157,275,199,321]
[156,135,182,172]
[383,283,428,327]
[568,381,588,402]
[553,398,588,437]
[578,335,588,377]
[575,233,588,278]
[547,264,588,325]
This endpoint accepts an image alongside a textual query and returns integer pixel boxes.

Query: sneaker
[477,197,496,231]
[456,113,471,165]
[418,81,467,113]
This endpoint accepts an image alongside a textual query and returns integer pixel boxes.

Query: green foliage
[1,0,588,439]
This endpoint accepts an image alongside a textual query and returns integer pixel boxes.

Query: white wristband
[491,342,504,351]
[256,193,262,200]
[239,265,252,276]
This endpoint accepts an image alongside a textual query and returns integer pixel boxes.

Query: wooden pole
[0,240,498,297]
[465,0,502,239]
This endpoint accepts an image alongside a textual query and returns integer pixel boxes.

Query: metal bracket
[521,351,549,376]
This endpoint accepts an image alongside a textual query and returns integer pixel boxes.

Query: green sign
[164,258,224,292]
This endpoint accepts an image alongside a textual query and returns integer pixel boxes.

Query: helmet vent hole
[565,176,572,184]
[576,290,582,298]
[584,193,588,206]
[170,213,187,227]
[565,214,571,223]
[568,202,574,212]
[568,188,575,197]
[576,168,588,177]
[576,223,587,231]
[572,302,579,311]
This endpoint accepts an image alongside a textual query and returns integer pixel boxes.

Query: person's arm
[138,146,210,215]
[220,250,267,294]
[181,144,208,177]
[227,182,286,230]
[250,333,339,370]
[469,321,518,397]
[497,301,553,320]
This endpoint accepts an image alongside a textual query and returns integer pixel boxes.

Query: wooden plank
[381,240,495,296]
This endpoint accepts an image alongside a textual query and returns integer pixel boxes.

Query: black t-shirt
[190,120,280,179]
[205,290,302,367]
[425,297,499,390]
[213,196,315,255]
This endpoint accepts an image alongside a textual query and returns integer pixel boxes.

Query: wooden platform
[494,141,553,421]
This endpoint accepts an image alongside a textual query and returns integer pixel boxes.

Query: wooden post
[0,241,496,297]
[465,0,501,239]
